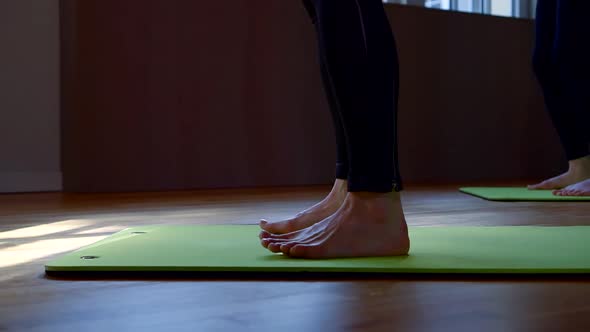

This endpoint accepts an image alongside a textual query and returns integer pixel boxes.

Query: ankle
[569,155,590,173]
[348,191,401,204]
[347,192,405,224]
[329,179,348,199]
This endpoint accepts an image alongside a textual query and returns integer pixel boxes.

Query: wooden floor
[1,184,590,331]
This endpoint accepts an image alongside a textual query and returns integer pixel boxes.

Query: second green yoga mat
[45,225,590,274]
[460,187,590,201]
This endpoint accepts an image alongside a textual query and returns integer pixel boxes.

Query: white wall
[0,0,61,192]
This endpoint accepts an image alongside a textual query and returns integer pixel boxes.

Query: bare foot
[259,191,409,259]
[528,155,590,190]
[553,178,590,196]
[259,179,347,234]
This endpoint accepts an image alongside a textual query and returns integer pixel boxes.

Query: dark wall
[0,0,61,193]
[61,1,564,192]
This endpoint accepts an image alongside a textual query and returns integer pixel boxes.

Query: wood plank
[1,185,589,331]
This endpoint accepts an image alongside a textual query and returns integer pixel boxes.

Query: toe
[259,230,272,239]
[259,229,295,241]
[260,219,293,234]
[531,179,565,190]
[528,183,542,190]
[261,236,294,248]
[260,229,303,239]
[529,181,550,190]
[267,242,284,253]
[288,244,323,259]
[260,219,282,232]
[260,238,273,248]
[280,242,298,255]
[258,229,299,241]
[264,237,292,244]
[270,228,306,240]
[260,218,279,232]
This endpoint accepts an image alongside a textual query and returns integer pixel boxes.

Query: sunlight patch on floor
[0,219,95,240]
[0,235,106,269]
[74,226,126,235]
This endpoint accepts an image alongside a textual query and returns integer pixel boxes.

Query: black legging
[302,0,402,192]
[533,0,590,161]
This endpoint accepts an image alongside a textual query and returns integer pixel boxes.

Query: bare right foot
[553,178,590,196]
[528,155,590,190]
[260,191,410,258]
[259,179,347,234]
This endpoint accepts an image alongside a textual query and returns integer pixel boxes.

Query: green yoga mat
[45,225,590,274]
[460,187,590,201]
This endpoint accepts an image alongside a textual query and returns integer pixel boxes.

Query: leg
[552,0,590,159]
[528,0,590,190]
[551,0,590,196]
[260,0,409,258]
[302,0,351,181]
[259,0,349,234]
[313,0,402,193]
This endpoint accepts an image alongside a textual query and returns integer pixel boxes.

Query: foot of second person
[259,179,347,234]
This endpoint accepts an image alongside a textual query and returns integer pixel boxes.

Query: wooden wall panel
[61,1,563,192]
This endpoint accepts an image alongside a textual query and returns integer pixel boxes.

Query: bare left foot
[259,191,409,259]
[553,178,590,196]
[259,179,347,234]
